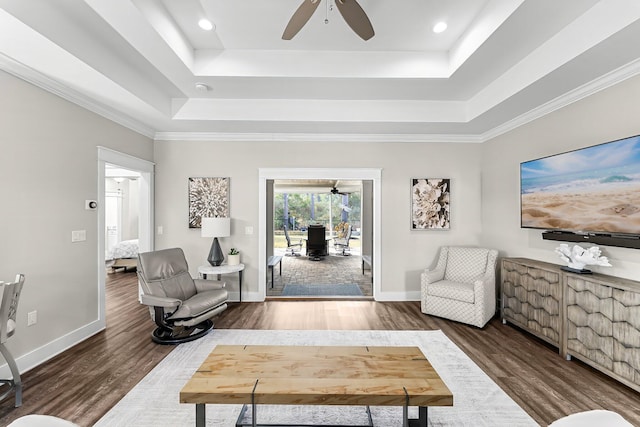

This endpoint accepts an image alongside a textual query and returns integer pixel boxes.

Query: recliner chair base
[151,319,213,345]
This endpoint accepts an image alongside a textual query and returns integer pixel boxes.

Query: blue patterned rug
[281,283,363,296]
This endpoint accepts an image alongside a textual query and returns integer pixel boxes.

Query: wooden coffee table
[180,345,453,427]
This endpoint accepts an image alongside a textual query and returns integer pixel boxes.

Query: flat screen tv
[520,134,640,238]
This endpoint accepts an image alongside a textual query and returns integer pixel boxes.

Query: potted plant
[227,248,240,266]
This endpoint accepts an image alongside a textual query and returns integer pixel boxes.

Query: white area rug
[95,330,537,427]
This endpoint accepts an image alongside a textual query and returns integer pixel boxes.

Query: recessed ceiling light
[433,22,447,33]
[198,18,214,31]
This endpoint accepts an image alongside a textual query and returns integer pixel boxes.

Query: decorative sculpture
[554,243,612,273]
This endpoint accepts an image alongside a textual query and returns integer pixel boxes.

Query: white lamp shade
[201,217,231,238]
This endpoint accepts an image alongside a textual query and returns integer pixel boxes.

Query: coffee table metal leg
[236,404,248,427]
[403,403,408,427]
[252,400,257,427]
[195,403,205,427]
[235,404,374,427]
[365,406,373,426]
[252,378,258,427]
[406,406,427,427]
[404,387,428,427]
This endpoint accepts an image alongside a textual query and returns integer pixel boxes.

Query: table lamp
[201,217,231,266]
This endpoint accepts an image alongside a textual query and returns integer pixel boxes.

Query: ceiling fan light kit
[198,18,214,31]
[282,0,375,41]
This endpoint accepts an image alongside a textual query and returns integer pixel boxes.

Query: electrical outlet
[27,310,37,326]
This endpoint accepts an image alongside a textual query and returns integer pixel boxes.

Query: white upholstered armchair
[421,246,498,328]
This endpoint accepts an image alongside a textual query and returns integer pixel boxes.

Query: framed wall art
[411,178,450,230]
[188,177,230,228]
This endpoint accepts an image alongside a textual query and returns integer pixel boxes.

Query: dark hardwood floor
[0,271,638,426]
[0,271,173,426]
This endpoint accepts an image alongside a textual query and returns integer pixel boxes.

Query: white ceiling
[1,0,640,142]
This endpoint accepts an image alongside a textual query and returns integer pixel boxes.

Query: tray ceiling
[1,0,640,141]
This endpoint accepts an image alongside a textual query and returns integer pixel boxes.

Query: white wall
[481,73,640,280]
[105,178,140,246]
[0,70,153,372]
[127,179,140,239]
[154,140,483,300]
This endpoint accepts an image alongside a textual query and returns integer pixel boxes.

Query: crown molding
[3,50,640,145]
[0,53,156,139]
[154,58,640,144]
[480,57,640,142]
[153,132,484,143]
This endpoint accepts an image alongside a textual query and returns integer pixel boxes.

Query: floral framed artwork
[188,177,230,228]
[411,178,450,230]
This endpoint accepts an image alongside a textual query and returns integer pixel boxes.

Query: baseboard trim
[0,319,105,378]
[375,291,421,302]
[239,291,263,302]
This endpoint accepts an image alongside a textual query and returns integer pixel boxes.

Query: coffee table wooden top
[180,345,453,407]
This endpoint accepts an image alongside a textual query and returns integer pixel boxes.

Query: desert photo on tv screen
[521,135,640,234]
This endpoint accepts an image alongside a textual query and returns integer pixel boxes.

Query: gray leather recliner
[137,248,228,344]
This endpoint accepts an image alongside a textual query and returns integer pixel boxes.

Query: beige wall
[0,70,153,370]
[154,140,484,300]
[481,73,640,280]
[5,57,640,373]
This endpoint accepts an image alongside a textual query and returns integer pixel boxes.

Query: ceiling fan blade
[334,0,375,41]
[282,0,322,40]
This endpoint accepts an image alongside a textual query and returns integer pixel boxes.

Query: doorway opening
[258,168,381,302]
[105,165,141,273]
[97,147,154,329]
[267,179,372,298]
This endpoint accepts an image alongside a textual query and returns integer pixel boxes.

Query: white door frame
[97,147,154,327]
[258,168,381,301]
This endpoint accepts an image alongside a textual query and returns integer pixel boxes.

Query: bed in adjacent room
[108,239,139,272]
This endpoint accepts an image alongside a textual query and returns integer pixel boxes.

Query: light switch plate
[28,310,37,326]
[245,226,254,235]
[71,230,87,242]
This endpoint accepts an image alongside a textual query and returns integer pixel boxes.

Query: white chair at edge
[0,274,25,407]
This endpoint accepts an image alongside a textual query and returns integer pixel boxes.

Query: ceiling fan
[282,0,375,41]
[331,186,350,195]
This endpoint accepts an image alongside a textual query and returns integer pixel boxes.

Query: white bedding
[109,239,139,260]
